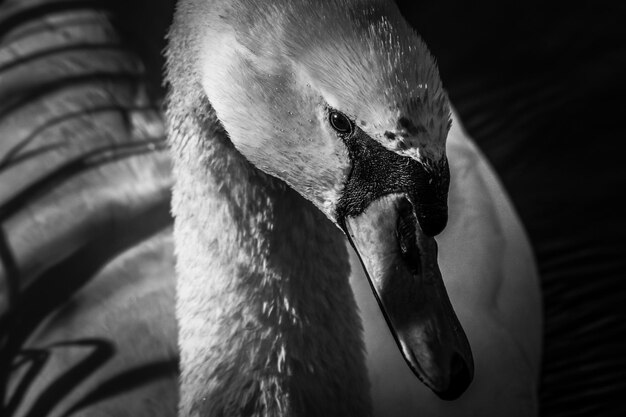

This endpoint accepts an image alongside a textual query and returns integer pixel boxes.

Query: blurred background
[1,0,625,415]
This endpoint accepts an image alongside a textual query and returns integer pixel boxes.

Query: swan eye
[329,111,354,136]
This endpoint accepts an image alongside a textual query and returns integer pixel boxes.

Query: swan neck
[167,91,371,416]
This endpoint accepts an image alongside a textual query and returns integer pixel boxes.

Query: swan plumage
[0,1,542,416]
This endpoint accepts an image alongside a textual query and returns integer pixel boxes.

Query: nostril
[396,197,421,276]
[435,352,473,401]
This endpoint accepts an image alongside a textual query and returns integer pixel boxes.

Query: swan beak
[343,193,474,400]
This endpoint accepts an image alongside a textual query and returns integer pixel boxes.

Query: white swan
[0,0,541,416]
[165,0,541,416]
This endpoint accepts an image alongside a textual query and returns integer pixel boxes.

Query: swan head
[196,0,473,399]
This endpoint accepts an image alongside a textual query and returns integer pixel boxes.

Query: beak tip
[402,344,474,401]
[432,352,474,401]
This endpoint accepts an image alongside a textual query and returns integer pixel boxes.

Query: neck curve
[167,88,371,416]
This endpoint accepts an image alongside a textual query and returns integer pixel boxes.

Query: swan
[0,0,541,416]
[165,0,541,416]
